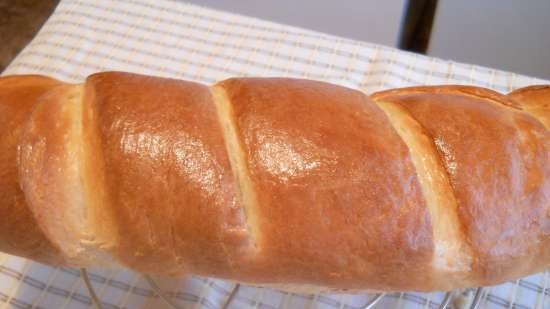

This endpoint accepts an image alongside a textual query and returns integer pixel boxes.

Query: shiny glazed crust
[0,72,548,292]
[0,75,65,265]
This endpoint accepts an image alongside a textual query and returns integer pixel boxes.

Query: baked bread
[0,72,548,292]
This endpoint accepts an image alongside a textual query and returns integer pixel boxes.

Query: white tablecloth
[1,1,549,308]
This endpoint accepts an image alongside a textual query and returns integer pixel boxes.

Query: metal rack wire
[79,268,484,309]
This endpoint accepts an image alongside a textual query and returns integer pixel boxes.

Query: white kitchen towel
[1,1,549,308]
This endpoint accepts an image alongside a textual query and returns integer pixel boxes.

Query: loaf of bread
[0,72,548,292]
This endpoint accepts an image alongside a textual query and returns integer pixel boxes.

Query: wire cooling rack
[1,253,547,309]
[79,269,482,309]
[1,0,549,308]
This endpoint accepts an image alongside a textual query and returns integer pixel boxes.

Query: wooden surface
[0,0,59,71]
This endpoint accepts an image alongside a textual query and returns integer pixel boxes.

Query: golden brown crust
[0,75,64,265]
[218,78,433,290]
[210,85,261,250]
[373,85,522,110]
[372,87,550,285]
[18,83,106,265]
[86,72,250,276]
[81,81,120,263]
[1,72,549,292]
[508,85,550,129]
[374,100,473,289]
[18,80,122,267]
